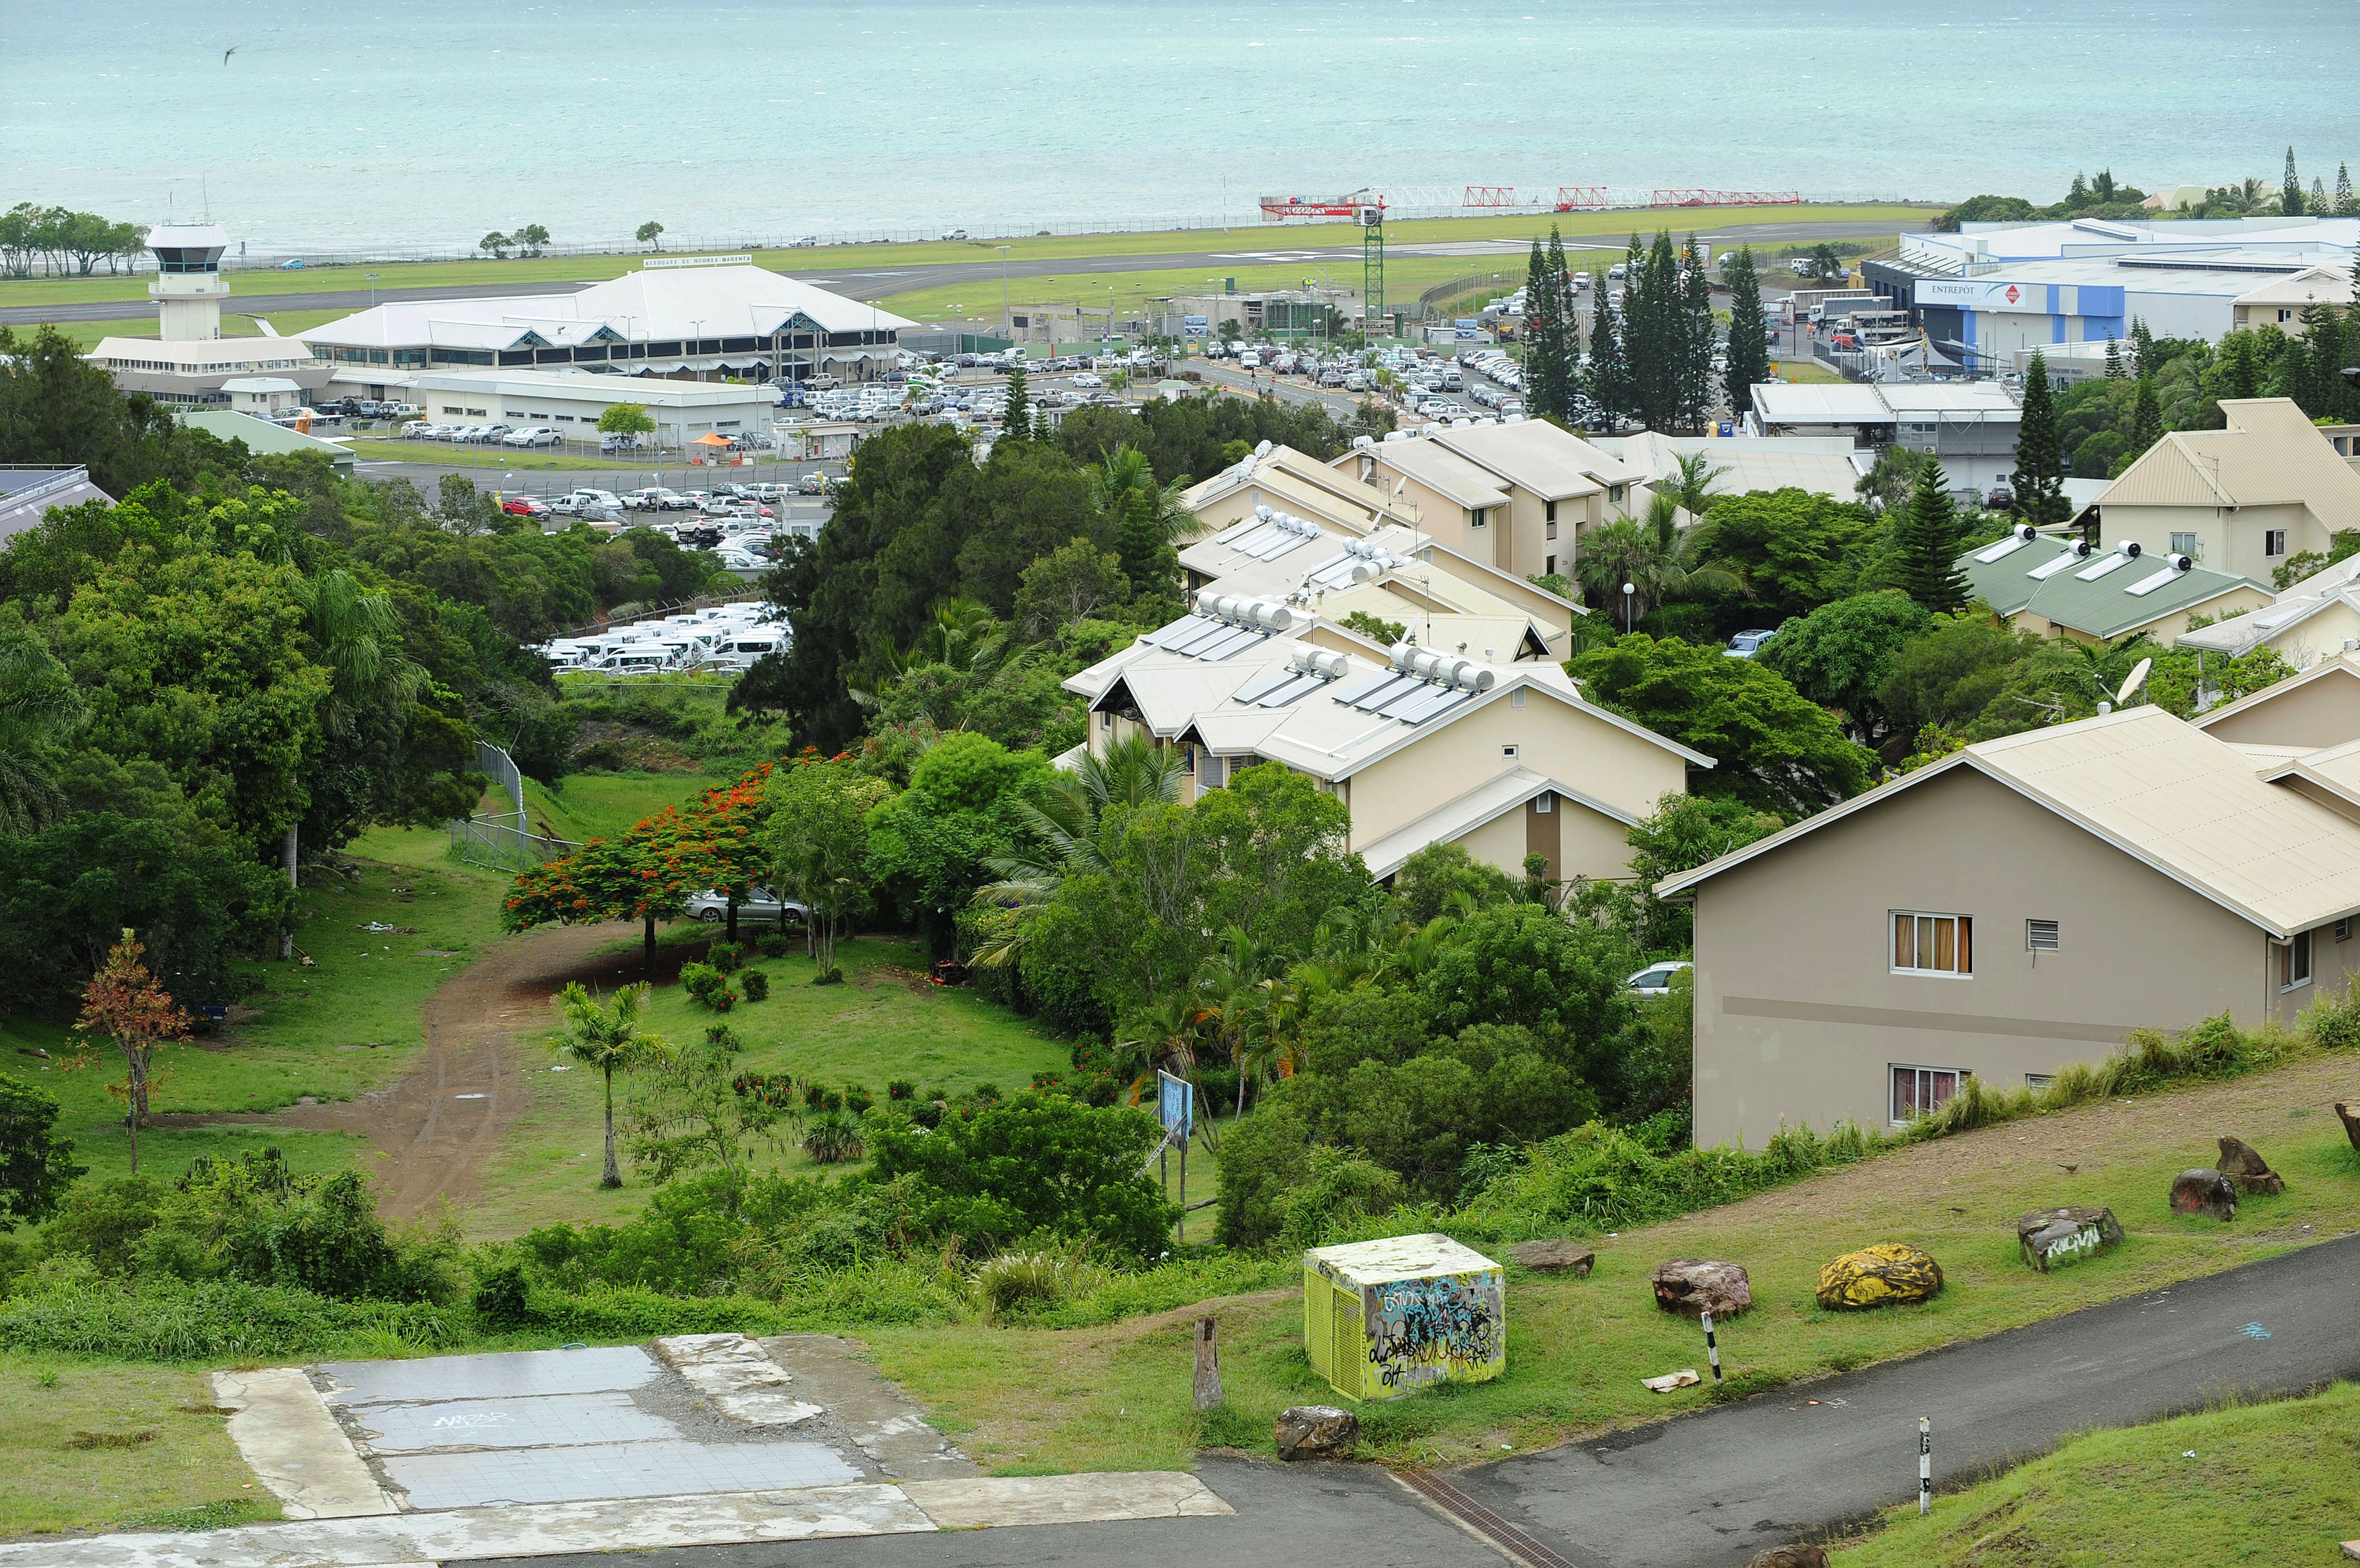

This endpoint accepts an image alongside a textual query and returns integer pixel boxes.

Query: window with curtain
[1891,912,1971,976]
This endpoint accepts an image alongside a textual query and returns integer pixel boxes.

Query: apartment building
[1337,421,1649,580]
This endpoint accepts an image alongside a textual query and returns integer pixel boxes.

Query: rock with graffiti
[1302,1234,1506,1399]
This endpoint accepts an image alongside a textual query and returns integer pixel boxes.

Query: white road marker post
[1701,1310,1722,1385]
[1919,1416,1932,1515]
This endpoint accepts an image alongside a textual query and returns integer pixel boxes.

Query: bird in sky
[223,45,240,65]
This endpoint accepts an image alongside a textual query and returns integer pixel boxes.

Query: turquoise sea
[3,0,2356,251]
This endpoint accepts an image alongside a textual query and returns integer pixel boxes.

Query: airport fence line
[449,810,582,872]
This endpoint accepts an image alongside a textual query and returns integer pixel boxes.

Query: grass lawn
[1833,1381,2360,1565]
[858,1055,2360,1475]
[35,310,348,349]
[1770,358,1847,384]
[0,206,1943,312]
[342,439,654,474]
[466,936,1071,1236]
[520,771,729,845]
[0,834,511,1185]
[0,1350,274,1539]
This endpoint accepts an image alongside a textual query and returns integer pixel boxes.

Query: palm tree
[1666,450,1729,520]
[298,568,424,738]
[0,612,85,837]
[968,736,1186,968]
[1575,491,1738,624]
[551,982,667,1188]
[1091,444,1203,586]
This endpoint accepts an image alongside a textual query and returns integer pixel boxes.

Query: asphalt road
[453,1232,2360,1568]
[0,218,1913,328]
[1457,1228,2360,1567]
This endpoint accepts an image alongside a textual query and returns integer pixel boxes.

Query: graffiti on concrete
[1364,1270,1503,1389]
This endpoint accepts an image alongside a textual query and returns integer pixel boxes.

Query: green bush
[739,969,770,1001]
[472,1262,534,1329]
[707,942,744,974]
[680,963,736,1011]
[0,1272,461,1361]
[967,1247,1107,1323]
[802,1109,866,1164]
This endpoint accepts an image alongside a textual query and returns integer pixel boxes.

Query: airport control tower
[148,222,230,342]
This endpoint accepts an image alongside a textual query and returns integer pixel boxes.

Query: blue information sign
[1157,1070,1194,1141]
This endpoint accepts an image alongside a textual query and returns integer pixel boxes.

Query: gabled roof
[1657,705,2360,939]
[1959,534,2265,639]
[2100,398,2360,528]
[1356,768,1573,880]
[1362,438,1514,510]
[1422,420,1644,500]
[2232,266,2355,308]
[2255,737,2360,817]
[2191,651,2360,730]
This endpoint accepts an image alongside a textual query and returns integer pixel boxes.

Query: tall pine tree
[2103,335,2124,378]
[2222,331,2260,399]
[2129,316,2154,377]
[1723,246,1771,416]
[1522,235,1565,421]
[2127,371,2162,468]
[2283,145,2305,217]
[1678,235,1716,432]
[1890,460,1969,614]
[2010,351,2069,526]
[1002,363,1031,442]
[2339,161,2356,217]
[1589,292,1629,426]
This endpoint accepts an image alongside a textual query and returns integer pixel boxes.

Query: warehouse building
[405,369,775,448]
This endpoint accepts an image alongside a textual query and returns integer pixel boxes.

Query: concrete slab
[384,1437,863,1511]
[760,1335,978,1480]
[902,1472,1235,1529]
[352,1389,675,1453]
[0,1483,934,1568]
[655,1333,822,1427]
[321,1345,660,1405]
[210,1368,397,1520]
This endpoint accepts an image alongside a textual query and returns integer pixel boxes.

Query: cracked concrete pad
[321,1345,659,1406]
[0,1483,936,1568]
[210,1368,397,1521]
[903,1472,1235,1529]
[760,1333,978,1479]
[352,1388,674,1453]
[655,1332,822,1426]
[382,1436,861,1511]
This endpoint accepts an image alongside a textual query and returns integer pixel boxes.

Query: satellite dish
[2115,656,2153,707]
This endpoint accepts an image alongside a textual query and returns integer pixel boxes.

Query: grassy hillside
[1833,1382,2360,1565]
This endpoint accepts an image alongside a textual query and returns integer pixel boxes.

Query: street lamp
[1622,581,1635,634]
[365,271,380,309]
[997,246,1013,334]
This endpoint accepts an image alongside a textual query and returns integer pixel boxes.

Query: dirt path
[213,922,709,1219]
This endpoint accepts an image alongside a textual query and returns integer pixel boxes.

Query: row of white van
[539,608,787,676]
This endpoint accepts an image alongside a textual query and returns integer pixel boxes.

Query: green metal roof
[1957,535,2262,640]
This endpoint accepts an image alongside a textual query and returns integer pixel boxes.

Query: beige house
[1660,705,2360,1148]
[1065,592,1705,883]
[1958,530,2270,647]
[2096,398,2360,585]
[2191,651,2360,750]
[2228,267,2353,335]
[1180,445,1586,659]
[2174,551,2360,673]
[1339,422,1649,582]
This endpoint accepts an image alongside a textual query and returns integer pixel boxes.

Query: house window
[2265,530,2289,558]
[2170,532,2198,556]
[1470,507,1488,529]
[1891,1065,1964,1124]
[1546,520,1558,541]
[1501,745,1519,758]
[2025,1072,2055,1091]
[2026,918,2061,951]
[2338,917,2352,942]
[1534,793,1553,813]
[2280,929,2312,991]
[1510,688,1528,707]
[1182,745,1196,775]
[1545,499,1557,523]
[1100,711,1113,731]
[1892,912,1972,976]
[1544,554,1557,574]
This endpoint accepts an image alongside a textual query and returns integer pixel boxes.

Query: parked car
[1070,370,1103,388]
[503,427,563,447]
[684,885,809,926]
[279,258,307,270]
[1725,629,1777,659]
[1625,960,1692,996]
[941,227,969,241]
[500,496,551,518]
[798,472,828,495]
[400,420,432,437]
[599,432,643,454]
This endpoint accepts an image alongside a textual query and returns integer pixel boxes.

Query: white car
[1070,371,1103,388]
[685,885,810,926]
[1625,960,1692,997]
[504,427,563,447]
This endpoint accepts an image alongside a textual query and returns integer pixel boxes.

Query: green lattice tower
[1361,203,1386,343]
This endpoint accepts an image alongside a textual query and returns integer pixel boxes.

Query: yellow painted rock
[1815,1243,1944,1311]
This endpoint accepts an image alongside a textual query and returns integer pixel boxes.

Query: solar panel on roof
[1329,670,1395,705]
[2123,566,2186,597]
[1196,626,1269,661]
[1258,673,1326,707]
[1347,673,1420,711]
[1145,614,1212,648]
[1230,668,1299,705]
[2075,552,2131,581]
[1396,686,1476,725]
[1370,678,1441,716]
[1168,619,1235,656]
[2027,551,2086,580]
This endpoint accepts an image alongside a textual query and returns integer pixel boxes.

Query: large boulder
[2337,1101,2360,1157]
[1744,1549,1829,1568]
[2016,1206,2124,1271]
[1651,1259,1752,1320]
[1274,1405,1359,1460]
[2170,1168,2239,1221]
[1815,1244,1944,1311]
[2216,1137,2285,1195]
[1509,1239,1595,1277]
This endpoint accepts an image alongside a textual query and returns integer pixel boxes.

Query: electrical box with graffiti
[1302,1234,1505,1400]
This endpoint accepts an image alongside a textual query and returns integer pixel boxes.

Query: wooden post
[1178,1133,1187,1243]
[1192,1316,1223,1412]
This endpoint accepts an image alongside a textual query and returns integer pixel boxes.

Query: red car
[501,496,550,518]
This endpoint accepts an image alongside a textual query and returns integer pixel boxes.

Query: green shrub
[680,963,736,1011]
[842,1083,873,1114]
[705,1024,744,1052]
[813,964,845,986]
[707,942,744,974]
[471,1262,535,1330]
[967,1247,1107,1323]
[739,969,770,1001]
[887,1080,917,1102]
[0,1274,461,1361]
[802,1109,866,1164]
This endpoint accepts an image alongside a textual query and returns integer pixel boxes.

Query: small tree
[480,230,512,260]
[515,223,551,258]
[598,401,656,445]
[71,930,191,1174]
[767,755,892,975]
[637,221,665,251]
[1002,364,1032,442]
[626,1037,787,1205]
[0,1075,82,1229]
[1809,242,1846,282]
[551,982,666,1188]
[2009,351,2071,526]
[1889,461,1970,615]
[1722,246,1771,416]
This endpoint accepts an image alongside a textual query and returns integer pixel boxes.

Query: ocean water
[3,0,2356,251]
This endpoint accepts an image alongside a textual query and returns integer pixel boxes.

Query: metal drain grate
[1391,1468,1586,1568]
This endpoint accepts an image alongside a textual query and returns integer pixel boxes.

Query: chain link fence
[448,741,580,872]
